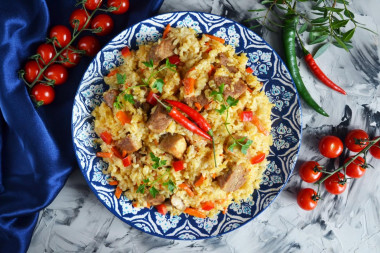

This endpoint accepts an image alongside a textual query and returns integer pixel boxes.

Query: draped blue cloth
[0,0,163,252]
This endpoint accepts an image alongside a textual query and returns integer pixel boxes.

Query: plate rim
[71,10,303,240]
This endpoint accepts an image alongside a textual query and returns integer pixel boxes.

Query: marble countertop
[28,0,380,252]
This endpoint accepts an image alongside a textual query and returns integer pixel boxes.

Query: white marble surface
[28,0,380,252]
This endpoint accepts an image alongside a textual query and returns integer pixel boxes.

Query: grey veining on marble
[28,0,380,252]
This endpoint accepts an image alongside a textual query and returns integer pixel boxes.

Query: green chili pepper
[283,14,329,117]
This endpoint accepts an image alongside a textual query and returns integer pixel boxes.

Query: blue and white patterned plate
[72,12,302,240]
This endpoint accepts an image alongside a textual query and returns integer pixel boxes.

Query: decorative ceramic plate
[72,11,302,240]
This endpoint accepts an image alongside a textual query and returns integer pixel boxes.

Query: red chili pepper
[173,160,184,171]
[239,111,253,122]
[156,203,168,215]
[250,152,266,165]
[168,55,181,66]
[146,91,159,105]
[165,99,213,137]
[304,51,346,95]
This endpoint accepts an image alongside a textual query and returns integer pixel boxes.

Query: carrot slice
[222,207,227,214]
[247,87,253,93]
[96,152,113,158]
[109,180,118,186]
[116,111,132,125]
[251,114,269,136]
[133,202,138,207]
[212,173,216,179]
[208,64,215,77]
[194,175,205,187]
[183,78,195,95]
[179,183,195,197]
[163,24,171,39]
[115,187,123,199]
[194,102,202,111]
[205,34,225,44]
[246,67,253,74]
[184,208,206,218]
[121,46,132,57]
[201,201,215,211]
[107,69,118,77]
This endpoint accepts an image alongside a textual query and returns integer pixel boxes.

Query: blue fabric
[0,0,163,252]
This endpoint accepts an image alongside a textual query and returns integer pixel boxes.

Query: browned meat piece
[170,195,186,211]
[134,101,151,112]
[115,135,142,154]
[148,38,175,64]
[223,79,247,99]
[183,92,209,108]
[219,53,238,73]
[216,163,248,192]
[214,76,232,86]
[160,134,187,159]
[103,89,120,108]
[147,105,173,133]
[147,194,165,205]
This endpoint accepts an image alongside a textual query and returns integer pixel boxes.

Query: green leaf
[241,139,253,155]
[137,184,146,194]
[149,187,159,198]
[343,9,355,19]
[150,152,166,169]
[216,104,227,115]
[311,17,328,24]
[333,35,349,51]
[124,94,135,104]
[342,28,355,41]
[219,83,225,93]
[331,19,349,29]
[142,59,154,68]
[226,96,239,107]
[153,78,165,93]
[228,142,237,152]
[313,43,330,59]
[261,0,274,4]
[113,101,122,109]
[309,34,329,45]
[165,58,177,70]
[332,40,353,50]
[143,178,150,184]
[326,7,344,13]
[298,23,308,34]
[116,73,126,85]
[163,179,176,193]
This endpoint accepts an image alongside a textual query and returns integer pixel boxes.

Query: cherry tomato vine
[18,0,130,106]
[298,131,380,211]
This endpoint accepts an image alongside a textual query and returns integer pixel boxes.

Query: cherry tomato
[369,137,380,159]
[31,83,55,105]
[344,156,366,178]
[319,135,343,158]
[91,14,114,36]
[45,64,68,85]
[108,0,129,14]
[49,25,72,48]
[299,161,323,183]
[36,43,56,65]
[59,46,81,68]
[345,129,369,152]
[69,9,89,31]
[78,36,101,56]
[24,61,43,83]
[297,188,319,211]
[85,0,103,10]
[324,172,347,195]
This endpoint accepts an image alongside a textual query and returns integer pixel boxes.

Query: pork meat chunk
[147,194,165,206]
[148,38,175,64]
[216,163,248,192]
[147,105,173,133]
[115,135,142,154]
[223,79,247,99]
[219,53,238,73]
[103,89,120,108]
[160,134,187,159]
